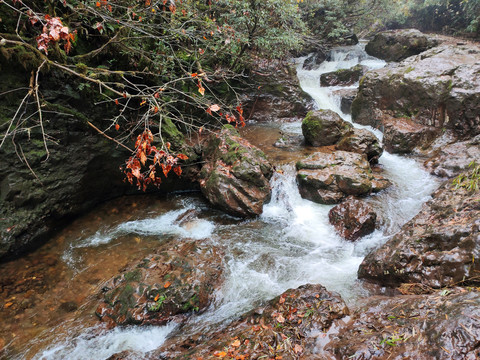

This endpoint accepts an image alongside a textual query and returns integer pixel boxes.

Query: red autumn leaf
[115,99,119,105]
[199,48,205,55]
[164,281,171,288]
[96,1,101,7]
[115,124,120,130]
[177,153,188,160]
[173,166,182,176]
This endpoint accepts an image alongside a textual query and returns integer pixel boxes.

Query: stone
[296,151,374,204]
[241,60,314,122]
[358,174,480,289]
[302,49,330,70]
[352,43,480,139]
[365,29,440,62]
[332,88,357,115]
[302,109,353,147]
[157,284,349,359]
[95,241,223,327]
[424,135,480,178]
[198,126,274,218]
[329,197,377,240]
[320,64,364,87]
[324,289,480,360]
[383,116,439,154]
[336,128,383,163]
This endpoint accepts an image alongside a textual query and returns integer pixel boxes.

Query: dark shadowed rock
[158,284,349,359]
[296,151,375,204]
[95,241,223,327]
[336,128,383,163]
[324,289,480,360]
[199,126,274,218]
[302,109,353,147]
[303,49,330,70]
[353,43,480,139]
[425,135,480,177]
[358,173,480,289]
[383,116,439,154]
[332,88,357,115]
[320,64,364,87]
[365,29,440,62]
[329,197,377,240]
[241,60,314,123]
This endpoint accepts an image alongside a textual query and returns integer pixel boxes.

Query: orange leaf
[279,295,285,304]
[191,73,198,77]
[276,314,285,323]
[213,351,227,358]
[198,86,205,96]
[231,339,241,347]
[177,153,189,160]
[140,151,147,165]
[115,124,120,131]
[96,1,101,6]
[4,302,13,308]
[115,99,119,105]
[173,166,182,176]
[164,281,171,288]
[154,294,160,301]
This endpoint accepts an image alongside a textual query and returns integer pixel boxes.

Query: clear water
[18,44,439,360]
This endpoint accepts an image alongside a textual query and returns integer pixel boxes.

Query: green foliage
[148,295,167,312]
[380,333,404,347]
[453,161,480,192]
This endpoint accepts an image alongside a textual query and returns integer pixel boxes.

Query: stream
[2,44,440,360]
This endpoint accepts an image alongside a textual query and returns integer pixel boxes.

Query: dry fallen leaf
[231,339,241,347]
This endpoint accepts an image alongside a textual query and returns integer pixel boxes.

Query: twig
[87,121,133,152]
[34,60,50,161]
[19,144,44,186]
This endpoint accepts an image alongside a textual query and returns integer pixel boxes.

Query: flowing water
[2,44,440,359]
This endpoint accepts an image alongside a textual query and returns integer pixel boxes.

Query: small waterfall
[24,44,440,360]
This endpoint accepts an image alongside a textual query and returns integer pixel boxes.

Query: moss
[124,269,142,282]
[161,117,185,150]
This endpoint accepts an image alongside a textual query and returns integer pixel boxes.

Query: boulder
[95,241,223,327]
[365,29,440,62]
[332,88,357,115]
[336,128,383,163]
[241,60,314,122]
[320,64,364,87]
[302,49,330,70]
[425,135,480,178]
[329,197,377,240]
[198,126,274,218]
[383,116,439,154]
[325,289,480,360]
[158,284,349,359]
[302,109,353,147]
[352,43,480,139]
[358,173,480,289]
[296,151,374,204]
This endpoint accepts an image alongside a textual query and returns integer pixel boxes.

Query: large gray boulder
[352,43,480,142]
[358,172,480,289]
[320,64,364,87]
[296,151,375,204]
[336,128,383,163]
[302,109,353,147]
[365,29,440,62]
[199,126,274,218]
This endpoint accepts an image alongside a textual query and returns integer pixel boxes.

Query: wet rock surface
[358,173,480,289]
[242,60,314,123]
[320,64,364,87]
[383,116,439,154]
[199,126,274,217]
[302,109,353,147]
[96,241,223,327]
[296,151,375,204]
[329,197,377,241]
[425,135,480,178]
[336,128,383,164]
[159,284,349,359]
[365,29,440,62]
[324,289,480,360]
[353,40,480,139]
[303,49,330,70]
